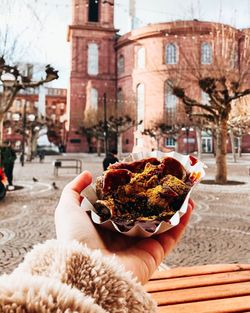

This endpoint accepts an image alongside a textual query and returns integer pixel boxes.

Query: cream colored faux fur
[0,240,157,313]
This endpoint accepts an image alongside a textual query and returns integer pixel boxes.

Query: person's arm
[9,239,157,312]
[0,171,193,312]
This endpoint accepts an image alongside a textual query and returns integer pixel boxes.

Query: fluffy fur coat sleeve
[0,240,157,312]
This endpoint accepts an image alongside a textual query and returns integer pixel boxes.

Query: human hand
[55,171,194,284]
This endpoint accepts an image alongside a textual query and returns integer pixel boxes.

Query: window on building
[136,46,145,69]
[6,112,12,120]
[231,47,238,69]
[90,88,98,109]
[201,42,212,64]
[165,137,176,147]
[88,0,99,22]
[15,99,21,110]
[201,91,210,106]
[166,43,177,64]
[88,43,99,75]
[165,81,177,110]
[136,83,145,131]
[12,113,20,121]
[117,55,124,74]
[164,81,177,123]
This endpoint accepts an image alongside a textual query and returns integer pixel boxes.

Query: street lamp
[182,126,193,155]
[1,72,16,87]
[103,93,108,157]
[20,101,27,166]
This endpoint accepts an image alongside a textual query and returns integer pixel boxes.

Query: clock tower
[67,0,117,152]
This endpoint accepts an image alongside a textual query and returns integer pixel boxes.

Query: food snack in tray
[94,156,197,231]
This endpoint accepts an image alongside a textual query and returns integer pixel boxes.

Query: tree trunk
[238,136,242,157]
[26,135,33,162]
[157,138,160,151]
[175,138,179,152]
[229,129,237,163]
[196,127,202,160]
[31,132,39,160]
[215,120,228,184]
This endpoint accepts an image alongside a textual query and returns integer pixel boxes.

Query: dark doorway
[88,0,99,22]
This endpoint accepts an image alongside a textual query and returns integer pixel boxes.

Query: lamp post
[103,93,108,157]
[186,127,190,155]
[21,101,27,166]
[182,126,192,155]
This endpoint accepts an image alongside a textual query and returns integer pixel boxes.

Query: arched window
[90,88,98,109]
[231,46,238,69]
[166,43,177,64]
[117,55,124,74]
[201,43,212,64]
[164,81,177,123]
[136,83,145,131]
[88,0,99,22]
[165,81,177,110]
[88,43,99,75]
[136,47,145,69]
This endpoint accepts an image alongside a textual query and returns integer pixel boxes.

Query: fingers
[57,171,92,211]
[154,202,193,256]
[66,170,92,194]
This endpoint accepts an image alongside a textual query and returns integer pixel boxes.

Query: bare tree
[228,98,250,158]
[4,114,63,161]
[143,122,182,151]
[0,0,45,63]
[0,57,58,144]
[167,25,250,183]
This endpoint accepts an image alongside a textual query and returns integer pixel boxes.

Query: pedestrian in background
[103,148,119,171]
[38,150,45,163]
[0,141,17,191]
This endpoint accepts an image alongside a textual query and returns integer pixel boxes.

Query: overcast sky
[1,0,250,87]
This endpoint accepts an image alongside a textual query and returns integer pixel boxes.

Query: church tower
[67,0,117,152]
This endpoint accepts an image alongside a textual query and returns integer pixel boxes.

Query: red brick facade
[4,88,67,151]
[67,0,117,152]
[68,1,250,153]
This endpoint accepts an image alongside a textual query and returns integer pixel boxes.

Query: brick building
[3,87,67,152]
[67,0,250,153]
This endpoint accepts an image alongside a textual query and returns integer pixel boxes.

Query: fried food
[94,157,192,228]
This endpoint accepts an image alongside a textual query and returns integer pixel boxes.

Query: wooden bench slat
[151,263,250,280]
[157,295,250,313]
[146,270,250,292]
[150,281,250,305]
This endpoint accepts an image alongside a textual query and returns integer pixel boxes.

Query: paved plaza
[0,153,249,274]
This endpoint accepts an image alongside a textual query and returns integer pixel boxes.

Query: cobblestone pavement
[0,153,249,274]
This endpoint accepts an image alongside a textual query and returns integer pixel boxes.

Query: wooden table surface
[145,264,250,313]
